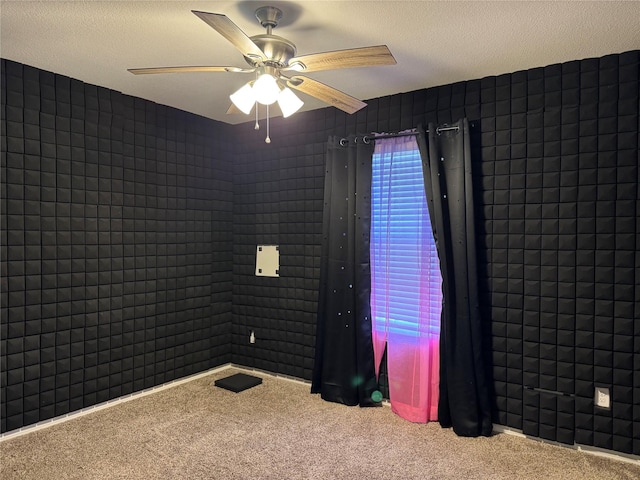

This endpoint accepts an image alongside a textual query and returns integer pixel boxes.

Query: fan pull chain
[254,103,260,130]
[265,104,271,143]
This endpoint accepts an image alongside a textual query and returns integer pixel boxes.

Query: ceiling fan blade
[287,76,366,114]
[128,66,253,75]
[192,10,266,62]
[286,45,396,73]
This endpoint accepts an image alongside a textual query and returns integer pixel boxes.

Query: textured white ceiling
[1,1,639,124]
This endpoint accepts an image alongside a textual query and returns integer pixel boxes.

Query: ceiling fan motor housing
[246,7,296,68]
[247,34,297,67]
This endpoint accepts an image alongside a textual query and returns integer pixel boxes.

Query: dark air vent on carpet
[215,373,263,392]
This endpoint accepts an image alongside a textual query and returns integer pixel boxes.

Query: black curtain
[311,135,380,407]
[417,119,493,436]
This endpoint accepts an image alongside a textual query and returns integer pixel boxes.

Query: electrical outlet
[594,386,610,409]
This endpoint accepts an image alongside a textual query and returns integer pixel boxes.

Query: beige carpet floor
[1,367,639,480]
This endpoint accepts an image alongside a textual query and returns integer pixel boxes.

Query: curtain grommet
[340,138,348,147]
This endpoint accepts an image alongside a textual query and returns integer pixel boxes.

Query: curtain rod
[340,126,460,145]
[370,125,459,139]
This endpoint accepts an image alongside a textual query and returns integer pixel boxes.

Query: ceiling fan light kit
[229,82,257,114]
[230,66,305,115]
[128,6,396,142]
[251,68,282,105]
[277,87,305,118]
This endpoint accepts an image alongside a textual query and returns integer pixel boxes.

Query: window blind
[371,146,441,340]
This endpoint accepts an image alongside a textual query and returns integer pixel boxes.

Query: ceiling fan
[128,6,396,140]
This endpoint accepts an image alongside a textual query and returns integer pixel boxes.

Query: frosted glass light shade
[277,87,304,118]
[253,74,280,105]
[229,83,255,114]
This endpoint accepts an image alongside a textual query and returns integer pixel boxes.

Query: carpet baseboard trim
[0,363,234,443]
[0,364,309,443]
[2,364,638,466]
[229,365,311,387]
[493,424,640,466]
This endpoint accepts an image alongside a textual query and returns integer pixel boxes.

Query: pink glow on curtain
[371,134,442,423]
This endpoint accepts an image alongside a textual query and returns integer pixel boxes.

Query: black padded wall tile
[231,113,325,380]
[572,52,640,454]
[228,51,639,456]
[1,60,10,433]
[0,60,233,433]
[2,50,638,456]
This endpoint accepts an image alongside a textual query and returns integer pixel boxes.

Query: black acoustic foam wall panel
[230,51,639,456]
[0,59,233,432]
[2,50,638,456]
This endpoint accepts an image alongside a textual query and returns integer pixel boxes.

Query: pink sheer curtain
[371,134,442,423]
